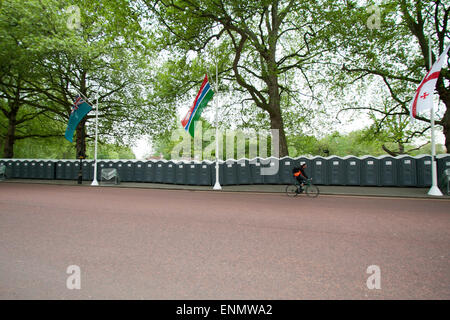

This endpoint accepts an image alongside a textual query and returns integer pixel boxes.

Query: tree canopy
[1,0,449,160]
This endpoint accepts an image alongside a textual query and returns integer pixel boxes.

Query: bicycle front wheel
[285,184,299,197]
[305,184,319,198]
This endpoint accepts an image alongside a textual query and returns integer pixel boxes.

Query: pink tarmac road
[0,183,449,300]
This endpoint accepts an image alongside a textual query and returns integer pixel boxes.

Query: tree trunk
[75,118,87,158]
[3,102,19,159]
[3,121,16,158]
[269,110,289,158]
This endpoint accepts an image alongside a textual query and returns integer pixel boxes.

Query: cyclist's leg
[294,177,301,193]
[297,177,306,192]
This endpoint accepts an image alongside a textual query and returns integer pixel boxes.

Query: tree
[0,0,63,158]
[0,0,162,158]
[320,0,450,152]
[142,0,331,157]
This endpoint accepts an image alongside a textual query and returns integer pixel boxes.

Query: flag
[64,95,93,142]
[410,44,450,119]
[181,74,214,137]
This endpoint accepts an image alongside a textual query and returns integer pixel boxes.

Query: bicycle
[285,178,320,198]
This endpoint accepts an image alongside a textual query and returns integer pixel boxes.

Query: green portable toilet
[328,157,345,185]
[106,161,118,182]
[176,162,187,185]
[3,160,14,178]
[8,160,16,178]
[62,161,70,180]
[71,160,81,180]
[379,156,398,186]
[36,160,46,179]
[96,161,106,181]
[164,161,176,184]
[143,161,155,182]
[3,160,13,178]
[361,156,380,186]
[223,160,238,185]
[236,159,251,185]
[279,157,295,184]
[187,162,201,185]
[437,154,450,179]
[17,160,25,178]
[36,160,45,179]
[58,161,66,179]
[12,161,21,178]
[9,160,16,178]
[310,157,328,185]
[397,156,417,187]
[261,157,280,184]
[199,162,212,186]
[125,161,136,182]
[63,161,75,180]
[21,160,31,178]
[154,161,165,183]
[249,158,263,184]
[116,160,130,182]
[44,161,55,180]
[55,161,64,179]
[71,161,81,180]
[29,160,39,179]
[345,156,361,186]
[81,160,92,180]
[105,160,117,170]
[117,160,135,182]
[416,155,432,187]
[115,161,125,181]
[74,161,82,180]
[134,161,145,182]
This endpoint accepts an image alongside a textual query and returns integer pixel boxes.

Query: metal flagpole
[91,97,99,186]
[427,36,443,196]
[213,60,222,190]
[72,89,98,186]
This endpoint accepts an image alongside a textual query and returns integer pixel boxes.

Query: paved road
[0,183,449,299]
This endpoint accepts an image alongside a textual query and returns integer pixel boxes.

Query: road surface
[0,183,449,299]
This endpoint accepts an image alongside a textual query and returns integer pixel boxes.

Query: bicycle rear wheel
[285,184,299,197]
[305,184,319,198]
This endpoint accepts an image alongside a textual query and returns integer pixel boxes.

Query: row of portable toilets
[1,155,450,187]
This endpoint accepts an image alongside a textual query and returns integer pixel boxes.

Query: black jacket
[292,167,308,179]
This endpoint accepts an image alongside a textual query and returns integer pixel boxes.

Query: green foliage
[10,136,135,159]
[2,0,448,160]
[0,0,170,158]
[142,0,337,157]
[316,130,386,157]
[317,0,450,151]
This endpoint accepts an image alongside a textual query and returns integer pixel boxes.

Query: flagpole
[72,88,99,186]
[427,36,443,196]
[91,97,99,186]
[213,59,222,190]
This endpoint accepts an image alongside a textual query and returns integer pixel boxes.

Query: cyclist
[292,163,309,193]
